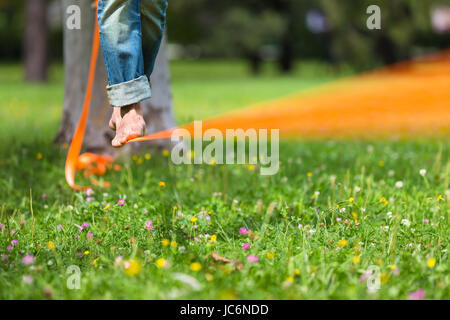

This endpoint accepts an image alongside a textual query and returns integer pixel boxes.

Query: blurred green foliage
[0,0,62,61]
[1,0,449,71]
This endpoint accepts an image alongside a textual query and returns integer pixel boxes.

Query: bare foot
[109,103,146,148]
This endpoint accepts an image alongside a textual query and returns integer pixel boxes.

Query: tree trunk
[248,53,262,75]
[24,0,49,82]
[278,30,294,73]
[55,0,176,156]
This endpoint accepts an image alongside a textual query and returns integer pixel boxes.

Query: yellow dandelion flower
[103,204,110,210]
[248,164,255,171]
[209,159,217,166]
[161,239,170,247]
[349,197,354,203]
[136,157,143,165]
[145,153,151,160]
[190,262,202,272]
[352,256,361,264]
[84,250,90,255]
[37,152,43,160]
[190,217,198,223]
[338,239,348,247]
[389,264,397,270]
[437,194,443,201]
[266,251,275,260]
[47,241,55,251]
[378,160,384,167]
[307,172,313,177]
[170,241,178,248]
[173,205,178,211]
[427,258,436,268]
[380,272,389,284]
[352,212,358,219]
[210,234,217,242]
[294,269,301,276]
[159,181,166,187]
[162,149,170,157]
[156,258,167,269]
[123,258,142,276]
[132,155,138,161]
[285,276,294,282]
[92,257,100,268]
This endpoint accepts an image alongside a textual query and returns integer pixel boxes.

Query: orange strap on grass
[65,3,101,191]
[65,7,450,191]
[130,49,450,143]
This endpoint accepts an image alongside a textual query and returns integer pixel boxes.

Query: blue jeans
[97,0,168,107]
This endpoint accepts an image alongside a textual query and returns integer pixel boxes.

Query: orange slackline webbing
[64,2,101,191]
[65,8,450,191]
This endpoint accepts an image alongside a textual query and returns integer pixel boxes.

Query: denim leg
[98,0,151,107]
[140,0,168,80]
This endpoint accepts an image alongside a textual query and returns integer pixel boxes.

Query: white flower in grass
[381,226,389,232]
[307,229,316,236]
[387,212,393,219]
[354,186,361,193]
[395,181,404,188]
[172,273,202,291]
[401,219,411,226]
[388,170,395,177]
[419,169,427,177]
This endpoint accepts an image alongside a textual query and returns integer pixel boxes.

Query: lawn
[0,60,448,300]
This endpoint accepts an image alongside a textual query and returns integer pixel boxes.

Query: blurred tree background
[0,0,449,80]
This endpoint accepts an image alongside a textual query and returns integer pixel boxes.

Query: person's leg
[140,0,168,79]
[97,0,150,147]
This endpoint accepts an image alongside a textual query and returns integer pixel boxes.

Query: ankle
[120,103,142,117]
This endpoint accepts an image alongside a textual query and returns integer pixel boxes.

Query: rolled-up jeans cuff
[106,75,152,107]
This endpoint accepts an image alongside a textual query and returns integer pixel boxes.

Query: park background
[0,0,449,300]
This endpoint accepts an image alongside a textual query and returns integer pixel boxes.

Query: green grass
[0,61,448,300]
